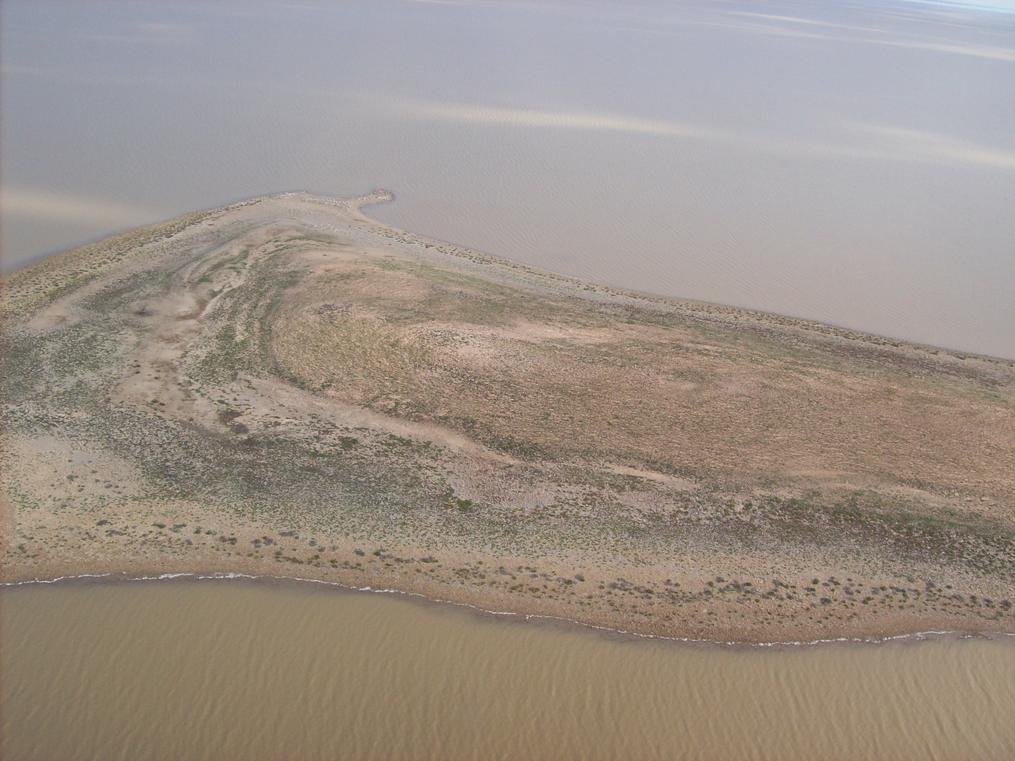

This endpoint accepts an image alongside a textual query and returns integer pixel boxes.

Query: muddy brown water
[5,1,1015,359]
[2,578,1014,761]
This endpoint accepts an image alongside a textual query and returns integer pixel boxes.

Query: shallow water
[3,0,1014,357]
[3,579,1014,761]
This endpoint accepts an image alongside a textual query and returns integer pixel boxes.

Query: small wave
[3,570,1012,649]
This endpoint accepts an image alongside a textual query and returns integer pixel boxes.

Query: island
[2,191,1013,644]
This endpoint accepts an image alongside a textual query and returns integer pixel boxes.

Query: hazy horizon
[2,0,1013,357]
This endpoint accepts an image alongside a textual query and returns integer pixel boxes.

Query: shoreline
[6,569,1015,651]
[3,190,1013,647]
[353,190,1015,365]
[6,188,1013,366]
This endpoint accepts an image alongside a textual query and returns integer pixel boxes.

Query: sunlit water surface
[2,579,1015,761]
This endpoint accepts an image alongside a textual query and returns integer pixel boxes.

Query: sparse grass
[2,192,1013,640]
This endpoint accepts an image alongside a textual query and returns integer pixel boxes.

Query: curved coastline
[2,189,1014,646]
[4,571,1015,651]
[353,190,1015,366]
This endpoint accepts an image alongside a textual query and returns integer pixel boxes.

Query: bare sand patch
[2,191,1013,642]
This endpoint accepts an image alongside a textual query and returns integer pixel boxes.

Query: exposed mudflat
[2,191,1013,643]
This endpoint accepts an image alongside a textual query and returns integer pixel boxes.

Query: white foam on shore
[3,571,1013,649]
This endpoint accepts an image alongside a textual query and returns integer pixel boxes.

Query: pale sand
[2,191,1013,643]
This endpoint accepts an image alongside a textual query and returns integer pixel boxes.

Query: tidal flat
[2,191,1013,643]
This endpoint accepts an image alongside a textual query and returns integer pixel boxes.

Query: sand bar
[2,191,1013,643]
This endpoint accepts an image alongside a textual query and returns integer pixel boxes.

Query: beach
[2,191,1013,645]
